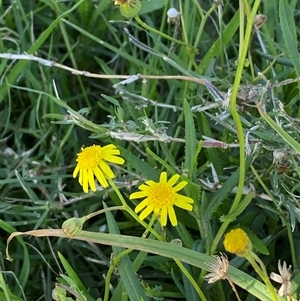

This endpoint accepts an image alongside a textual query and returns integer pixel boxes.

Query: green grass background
[0,0,300,300]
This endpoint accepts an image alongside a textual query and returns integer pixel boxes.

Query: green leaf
[257,103,300,155]
[190,141,203,177]
[66,230,285,301]
[279,0,300,77]
[101,94,120,106]
[146,147,175,175]
[139,0,168,15]
[183,99,196,172]
[182,263,199,301]
[0,221,30,297]
[220,192,255,223]
[204,157,251,218]
[57,252,94,301]
[15,171,39,202]
[199,113,222,175]
[0,0,85,103]
[120,147,159,180]
[244,228,270,256]
[105,203,148,301]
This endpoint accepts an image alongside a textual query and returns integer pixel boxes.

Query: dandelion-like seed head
[204,253,229,283]
[167,8,180,25]
[130,172,194,226]
[113,0,141,18]
[270,260,293,297]
[73,144,124,193]
[223,228,252,256]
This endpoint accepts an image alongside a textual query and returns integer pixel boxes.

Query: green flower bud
[114,0,141,18]
[62,217,84,237]
[52,284,66,300]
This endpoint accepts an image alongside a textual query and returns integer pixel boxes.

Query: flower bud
[224,228,252,256]
[62,217,84,237]
[52,284,66,300]
[114,0,141,18]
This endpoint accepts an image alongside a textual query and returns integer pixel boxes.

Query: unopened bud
[62,217,84,237]
[254,14,267,29]
[114,0,141,18]
[52,284,66,300]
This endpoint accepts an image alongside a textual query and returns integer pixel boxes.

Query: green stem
[250,164,277,203]
[175,259,208,301]
[210,0,262,255]
[108,179,162,240]
[192,3,217,49]
[134,15,196,51]
[103,212,158,301]
[247,252,278,301]
[286,222,298,271]
[103,246,137,301]
[0,268,11,301]
[86,205,125,220]
[183,2,217,95]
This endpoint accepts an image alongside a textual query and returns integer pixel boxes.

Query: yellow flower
[223,228,252,256]
[113,0,141,18]
[129,172,194,226]
[73,144,124,193]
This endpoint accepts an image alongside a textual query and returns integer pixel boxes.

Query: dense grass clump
[0,0,299,300]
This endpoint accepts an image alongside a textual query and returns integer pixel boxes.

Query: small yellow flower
[73,144,124,193]
[113,0,141,18]
[223,228,252,256]
[129,172,194,226]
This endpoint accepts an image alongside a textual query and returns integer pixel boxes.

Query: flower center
[77,146,103,169]
[224,228,250,255]
[148,183,176,210]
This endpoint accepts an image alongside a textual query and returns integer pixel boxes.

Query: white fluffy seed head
[167,8,179,18]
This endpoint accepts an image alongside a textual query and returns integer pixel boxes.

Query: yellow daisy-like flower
[113,0,141,18]
[73,144,125,193]
[223,228,252,256]
[129,172,194,226]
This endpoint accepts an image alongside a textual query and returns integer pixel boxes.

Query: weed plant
[0,0,300,300]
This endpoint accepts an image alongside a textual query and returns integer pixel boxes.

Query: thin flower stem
[210,0,262,255]
[182,2,217,95]
[134,15,196,51]
[104,215,158,301]
[175,259,208,301]
[246,253,278,301]
[286,224,298,271]
[192,3,217,49]
[103,247,134,301]
[250,164,277,203]
[85,206,124,220]
[142,214,157,238]
[108,179,162,240]
[0,268,11,301]
[227,277,242,301]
